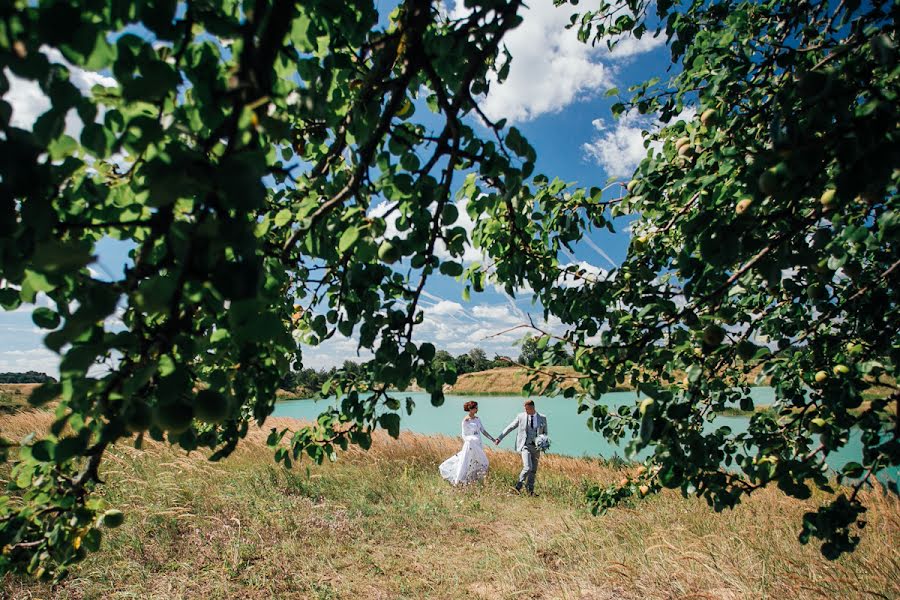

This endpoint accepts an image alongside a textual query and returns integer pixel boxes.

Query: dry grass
[1,410,898,600]
[448,367,897,405]
[450,367,589,395]
[0,385,42,415]
[447,366,763,395]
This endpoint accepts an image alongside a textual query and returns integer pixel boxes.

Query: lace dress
[439,417,491,485]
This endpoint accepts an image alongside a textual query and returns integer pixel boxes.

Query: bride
[439,401,497,486]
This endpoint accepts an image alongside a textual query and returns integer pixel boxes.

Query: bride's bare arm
[479,420,497,443]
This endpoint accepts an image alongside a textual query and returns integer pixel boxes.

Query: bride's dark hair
[463,401,478,412]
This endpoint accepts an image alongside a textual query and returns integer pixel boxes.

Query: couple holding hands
[438,399,549,496]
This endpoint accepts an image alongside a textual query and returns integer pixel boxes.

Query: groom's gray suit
[497,411,547,493]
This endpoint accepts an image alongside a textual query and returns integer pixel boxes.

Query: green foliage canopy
[0,0,896,580]
[0,0,601,579]
[538,0,899,559]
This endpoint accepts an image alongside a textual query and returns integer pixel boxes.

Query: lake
[273,389,897,481]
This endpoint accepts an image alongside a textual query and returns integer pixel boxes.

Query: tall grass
[0,385,41,415]
[1,411,897,599]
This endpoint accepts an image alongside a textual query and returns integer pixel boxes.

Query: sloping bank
[447,366,629,395]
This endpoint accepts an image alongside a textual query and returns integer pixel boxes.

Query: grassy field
[449,367,612,395]
[1,409,898,599]
[0,384,41,415]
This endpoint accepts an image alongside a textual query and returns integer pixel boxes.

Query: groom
[495,400,548,496]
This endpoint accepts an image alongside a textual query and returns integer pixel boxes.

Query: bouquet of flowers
[535,434,551,452]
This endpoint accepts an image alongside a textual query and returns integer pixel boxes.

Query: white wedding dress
[440,417,490,485]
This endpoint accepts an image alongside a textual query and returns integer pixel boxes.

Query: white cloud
[583,107,697,179]
[434,197,484,264]
[3,72,50,130]
[556,260,607,288]
[2,46,116,135]
[370,196,486,265]
[608,33,665,59]
[464,1,612,122]
[291,297,567,369]
[448,1,663,123]
[0,348,59,377]
[428,300,464,315]
[42,47,117,93]
[582,109,656,179]
[471,304,515,322]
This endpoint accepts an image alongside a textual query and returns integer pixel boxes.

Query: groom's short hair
[524,400,535,407]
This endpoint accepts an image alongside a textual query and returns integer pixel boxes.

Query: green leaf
[841,462,864,478]
[29,383,61,407]
[32,307,60,329]
[418,342,435,361]
[439,261,463,277]
[338,226,360,253]
[48,135,78,161]
[54,435,87,462]
[81,123,113,157]
[378,412,400,438]
[31,240,95,273]
[274,209,292,227]
[30,440,54,462]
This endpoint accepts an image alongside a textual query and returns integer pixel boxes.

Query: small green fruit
[845,342,863,355]
[633,235,648,251]
[675,136,690,150]
[638,484,650,496]
[814,370,828,383]
[700,108,716,126]
[396,98,413,117]
[639,397,655,415]
[842,262,861,279]
[810,417,827,433]
[736,340,757,361]
[152,401,194,434]
[758,169,779,196]
[102,509,125,528]
[677,144,695,158]
[702,324,725,347]
[124,402,153,433]
[833,364,850,376]
[819,188,836,208]
[626,179,639,194]
[806,283,827,301]
[194,389,230,424]
[683,310,700,328]
[735,198,753,215]
[377,240,401,264]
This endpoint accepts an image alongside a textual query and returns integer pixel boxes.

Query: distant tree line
[0,372,57,384]
[279,340,574,393]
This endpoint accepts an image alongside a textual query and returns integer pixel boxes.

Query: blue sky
[1,1,672,374]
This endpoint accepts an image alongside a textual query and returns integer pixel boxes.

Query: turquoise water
[272,389,897,481]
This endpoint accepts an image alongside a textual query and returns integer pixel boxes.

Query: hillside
[1,409,897,599]
[449,366,592,395]
[448,365,897,400]
[0,384,41,414]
